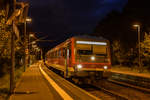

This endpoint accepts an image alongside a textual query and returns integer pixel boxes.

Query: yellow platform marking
[39,64,73,100]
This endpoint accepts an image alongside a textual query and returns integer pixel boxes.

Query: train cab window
[76,43,107,56]
[76,44,92,55]
[93,45,107,56]
[77,50,92,55]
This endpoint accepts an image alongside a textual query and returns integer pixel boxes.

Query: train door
[64,43,71,78]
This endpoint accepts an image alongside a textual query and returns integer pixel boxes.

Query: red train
[45,36,111,81]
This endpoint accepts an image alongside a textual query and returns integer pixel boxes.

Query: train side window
[59,49,61,57]
[53,51,55,58]
[49,53,50,57]
[69,48,71,58]
[56,50,58,57]
[56,51,58,58]
[61,48,63,57]
[57,50,59,57]
[68,47,71,58]
[62,48,66,57]
[51,52,53,58]
[54,51,56,58]
[55,51,57,58]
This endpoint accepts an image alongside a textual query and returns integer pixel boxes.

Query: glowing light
[76,41,107,45]
[104,66,108,70]
[91,56,95,61]
[30,34,34,37]
[32,41,36,44]
[26,17,32,22]
[133,24,140,27]
[77,64,82,69]
[32,45,37,48]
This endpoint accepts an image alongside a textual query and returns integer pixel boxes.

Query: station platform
[9,62,100,100]
[110,68,150,79]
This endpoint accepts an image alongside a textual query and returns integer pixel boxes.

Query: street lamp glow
[32,41,36,44]
[133,24,140,27]
[32,45,37,48]
[30,34,34,37]
[26,17,32,22]
[35,47,40,51]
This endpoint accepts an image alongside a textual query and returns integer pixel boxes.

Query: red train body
[45,36,111,79]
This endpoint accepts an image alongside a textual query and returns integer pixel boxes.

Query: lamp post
[133,24,142,72]
[24,17,32,71]
[9,0,16,94]
[9,1,30,94]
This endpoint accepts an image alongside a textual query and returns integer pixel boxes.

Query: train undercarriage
[46,64,111,84]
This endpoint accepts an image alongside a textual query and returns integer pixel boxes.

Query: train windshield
[75,41,108,63]
[77,50,92,55]
[76,43,107,56]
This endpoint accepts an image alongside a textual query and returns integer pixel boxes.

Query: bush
[0,57,11,77]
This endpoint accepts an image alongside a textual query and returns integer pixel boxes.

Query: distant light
[32,41,36,44]
[30,34,34,37]
[26,17,32,22]
[91,56,95,61]
[76,41,107,45]
[32,45,37,48]
[133,24,140,27]
[104,66,108,70]
[77,64,82,69]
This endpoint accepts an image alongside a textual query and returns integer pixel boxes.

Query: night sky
[19,0,127,48]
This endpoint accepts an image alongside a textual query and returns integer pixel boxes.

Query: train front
[72,37,111,79]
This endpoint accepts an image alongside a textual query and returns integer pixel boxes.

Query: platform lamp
[133,24,142,72]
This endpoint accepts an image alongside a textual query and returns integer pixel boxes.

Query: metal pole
[28,33,30,66]
[41,48,43,60]
[10,0,16,94]
[23,4,29,71]
[10,22,15,94]
[138,26,142,72]
[24,21,27,71]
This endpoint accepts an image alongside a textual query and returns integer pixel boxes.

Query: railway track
[108,78,150,94]
[91,79,150,100]
[46,65,150,100]
[47,66,127,100]
[78,83,127,100]
[111,73,150,89]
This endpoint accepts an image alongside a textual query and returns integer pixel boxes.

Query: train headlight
[104,66,108,70]
[91,56,95,61]
[77,64,82,69]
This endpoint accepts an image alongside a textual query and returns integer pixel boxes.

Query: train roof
[46,35,108,54]
[72,35,107,41]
